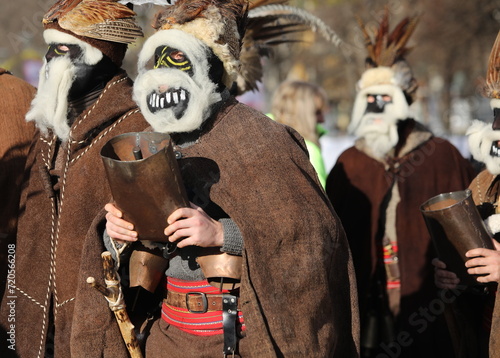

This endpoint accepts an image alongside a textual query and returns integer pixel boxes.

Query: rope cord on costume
[104,239,127,311]
[70,108,140,164]
[103,277,126,311]
[109,239,128,270]
[40,135,56,169]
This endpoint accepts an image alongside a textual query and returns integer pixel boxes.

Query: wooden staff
[87,251,143,358]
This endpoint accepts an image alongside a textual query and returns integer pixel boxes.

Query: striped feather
[248,4,343,47]
[359,7,419,67]
[44,0,143,43]
[485,30,500,99]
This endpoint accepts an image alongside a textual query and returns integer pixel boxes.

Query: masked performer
[104,0,360,356]
[433,28,500,358]
[0,1,148,357]
[325,10,476,358]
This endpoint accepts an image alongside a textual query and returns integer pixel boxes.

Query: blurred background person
[326,10,475,358]
[433,28,500,358]
[271,80,329,187]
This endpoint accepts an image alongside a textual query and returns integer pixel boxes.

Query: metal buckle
[186,292,208,313]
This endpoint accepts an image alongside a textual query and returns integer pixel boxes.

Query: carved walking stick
[87,251,143,358]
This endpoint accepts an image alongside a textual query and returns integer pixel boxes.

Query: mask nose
[365,94,391,114]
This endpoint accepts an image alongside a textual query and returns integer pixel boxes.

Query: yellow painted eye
[170,50,185,62]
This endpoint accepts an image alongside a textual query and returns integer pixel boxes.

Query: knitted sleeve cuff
[103,230,123,260]
[220,218,244,255]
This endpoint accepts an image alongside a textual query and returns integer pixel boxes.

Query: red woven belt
[161,277,245,336]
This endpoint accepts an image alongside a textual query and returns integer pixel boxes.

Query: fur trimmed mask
[25,29,119,141]
[133,29,225,134]
[467,98,500,175]
[348,68,411,159]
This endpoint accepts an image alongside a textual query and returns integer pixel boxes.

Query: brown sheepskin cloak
[159,96,361,357]
[0,71,149,358]
[326,118,475,358]
[0,69,36,300]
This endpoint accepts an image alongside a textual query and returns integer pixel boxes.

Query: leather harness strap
[222,295,238,357]
[165,291,241,313]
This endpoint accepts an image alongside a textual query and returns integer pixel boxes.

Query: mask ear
[207,50,225,93]
[391,60,418,104]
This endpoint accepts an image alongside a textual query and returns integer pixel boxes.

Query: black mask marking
[365,94,392,114]
[154,46,194,76]
[45,44,83,63]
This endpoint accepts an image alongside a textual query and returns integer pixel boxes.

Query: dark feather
[236,3,344,94]
[248,4,343,46]
[359,6,419,67]
[485,30,500,99]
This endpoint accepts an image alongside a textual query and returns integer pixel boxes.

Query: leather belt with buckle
[165,291,241,313]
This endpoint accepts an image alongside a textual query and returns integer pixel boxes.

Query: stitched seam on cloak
[51,138,73,316]
[56,297,75,307]
[14,283,49,358]
[13,286,44,308]
[70,108,140,164]
[70,76,127,136]
[38,195,58,357]
[47,77,126,313]
[32,134,57,357]
[40,135,55,169]
[38,76,132,349]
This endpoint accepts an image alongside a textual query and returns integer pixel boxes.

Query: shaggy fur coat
[0,71,149,358]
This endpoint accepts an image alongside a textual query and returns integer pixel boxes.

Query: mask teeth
[491,142,500,157]
[147,88,189,115]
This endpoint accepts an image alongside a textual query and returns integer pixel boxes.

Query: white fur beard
[467,119,500,175]
[26,56,75,141]
[349,84,409,135]
[355,113,399,159]
[133,68,221,134]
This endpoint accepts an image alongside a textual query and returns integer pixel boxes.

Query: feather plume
[357,7,419,100]
[118,0,176,5]
[358,7,419,68]
[149,0,343,95]
[237,3,344,94]
[485,30,500,99]
[247,4,343,46]
[248,0,287,10]
[43,0,143,44]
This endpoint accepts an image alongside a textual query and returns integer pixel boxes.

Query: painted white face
[467,99,500,175]
[349,84,409,159]
[133,29,223,134]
